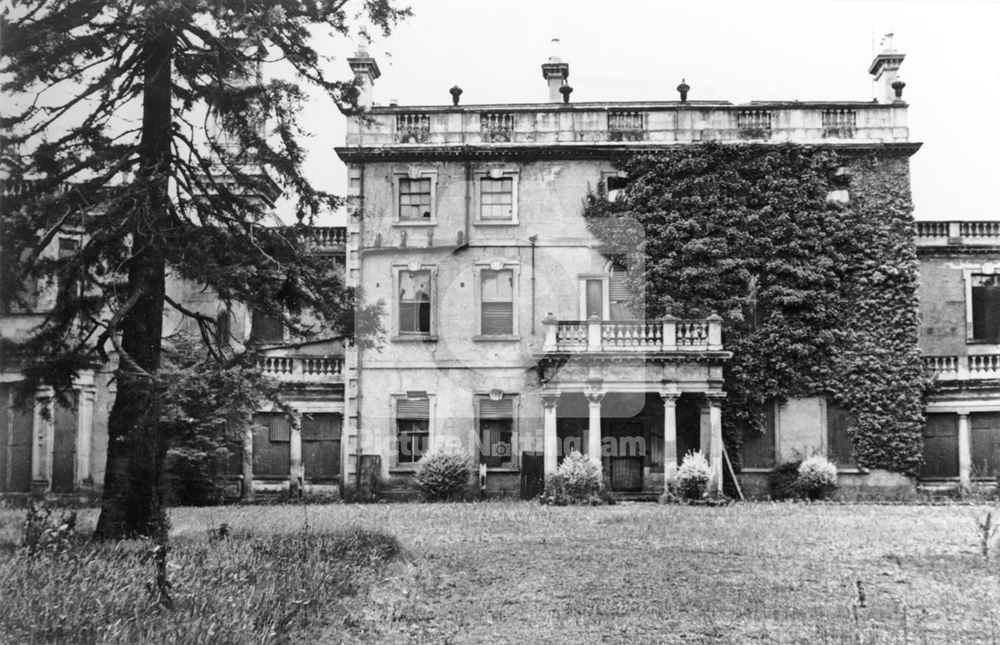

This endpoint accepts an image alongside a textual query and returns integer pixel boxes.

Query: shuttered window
[397,398,429,464]
[478,397,514,468]
[399,270,431,334]
[971,274,1000,342]
[302,413,341,480]
[970,413,1000,478]
[585,279,603,318]
[609,263,635,321]
[481,269,513,335]
[741,401,776,468]
[827,402,855,468]
[252,413,290,477]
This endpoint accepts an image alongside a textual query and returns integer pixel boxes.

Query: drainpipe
[354,161,365,500]
[529,235,537,334]
[463,158,471,248]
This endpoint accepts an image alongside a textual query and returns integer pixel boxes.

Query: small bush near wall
[770,462,803,500]
[797,456,838,500]
[539,451,615,506]
[415,450,472,501]
[677,451,712,500]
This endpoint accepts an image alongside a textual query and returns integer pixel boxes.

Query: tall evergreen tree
[1,0,406,538]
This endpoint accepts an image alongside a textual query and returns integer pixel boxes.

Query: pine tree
[1,1,406,538]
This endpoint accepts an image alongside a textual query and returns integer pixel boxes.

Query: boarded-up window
[827,402,855,468]
[0,382,33,493]
[250,309,283,343]
[252,412,290,477]
[971,274,1000,342]
[481,269,513,335]
[479,397,514,468]
[741,401,776,468]
[585,279,603,319]
[399,178,431,220]
[397,398,429,464]
[302,413,341,480]
[399,270,431,334]
[480,178,513,220]
[609,263,635,321]
[971,412,1000,478]
[922,414,959,478]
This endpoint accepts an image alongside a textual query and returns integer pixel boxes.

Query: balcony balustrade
[542,315,723,353]
[260,355,344,383]
[924,354,1000,381]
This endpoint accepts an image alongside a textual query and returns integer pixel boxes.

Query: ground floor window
[302,413,342,480]
[478,396,514,468]
[971,412,1000,478]
[252,412,290,477]
[741,401,776,468]
[921,413,959,479]
[397,397,429,465]
[0,382,33,493]
[826,402,855,468]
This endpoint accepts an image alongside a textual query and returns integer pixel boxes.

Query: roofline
[362,100,900,115]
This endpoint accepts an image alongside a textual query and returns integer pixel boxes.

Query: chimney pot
[559,84,573,104]
[449,85,463,106]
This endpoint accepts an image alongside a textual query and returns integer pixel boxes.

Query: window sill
[392,335,438,343]
[473,221,519,227]
[389,466,419,474]
[472,334,520,342]
[966,340,1000,346]
[392,221,436,228]
[480,467,520,474]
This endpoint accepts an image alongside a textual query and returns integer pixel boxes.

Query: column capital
[541,391,561,409]
[584,377,604,404]
[659,383,680,404]
[704,391,726,405]
[585,391,605,405]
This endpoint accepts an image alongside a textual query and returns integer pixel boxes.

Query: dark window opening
[971,274,1000,342]
[397,397,429,464]
[302,413,342,480]
[479,397,514,468]
[399,270,431,334]
[250,309,283,343]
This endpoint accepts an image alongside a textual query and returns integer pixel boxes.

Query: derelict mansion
[2,39,999,500]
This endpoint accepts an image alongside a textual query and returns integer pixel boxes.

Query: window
[302,413,341,480]
[396,397,429,465]
[826,402,855,468]
[970,413,1000,478]
[480,178,513,221]
[741,401,776,468]
[609,262,636,321]
[481,269,513,335]
[252,412,290,477]
[478,396,514,468]
[58,237,79,259]
[250,309,284,343]
[971,274,1000,342]
[585,279,604,319]
[398,178,431,220]
[399,270,431,334]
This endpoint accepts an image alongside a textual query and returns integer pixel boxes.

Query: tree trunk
[95,24,174,539]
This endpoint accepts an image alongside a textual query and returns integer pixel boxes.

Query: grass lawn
[3,501,1000,644]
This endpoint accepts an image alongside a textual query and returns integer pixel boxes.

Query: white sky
[291,0,1000,225]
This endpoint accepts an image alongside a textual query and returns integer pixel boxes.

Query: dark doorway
[51,392,78,493]
[0,382,33,492]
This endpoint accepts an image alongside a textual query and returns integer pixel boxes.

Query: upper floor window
[480,178,514,221]
[399,269,432,335]
[971,274,1000,343]
[250,309,284,343]
[481,269,514,336]
[399,178,432,221]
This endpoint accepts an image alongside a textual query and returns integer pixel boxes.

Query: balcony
[309,227,346,252]
[916,221,1000,248]
[342,102,911,151]
[542,315,724,354]
[924,354,1000,381]
[260,355,344,383]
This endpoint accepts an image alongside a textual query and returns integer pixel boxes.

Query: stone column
[958,412,972,495]
[660,389,680,486]
[76,386,96,487]
[706,393,725,494]
[31,387,53,491]
[290,411,304,497]
[241,411,255,501]
[586,390,604,461]
[542,392,560,475]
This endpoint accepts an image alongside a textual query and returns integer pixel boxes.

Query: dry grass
[2,502,999,644]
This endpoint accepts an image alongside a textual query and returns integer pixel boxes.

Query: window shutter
[479,398,513,419]
[397,398,429,420]
[586,280,603,318]
[481,302,513,335]
[302,413,341,441]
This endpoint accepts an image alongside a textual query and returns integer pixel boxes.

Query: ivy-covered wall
[583,143,926,474]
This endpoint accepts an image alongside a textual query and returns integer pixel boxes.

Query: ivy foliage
[583,143,926,474]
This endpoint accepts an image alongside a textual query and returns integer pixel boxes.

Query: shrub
[414,449,472,501]
[677,451,711,500]
[539,451,614,505]
[769,461,803,500]
[797,455,838,500]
